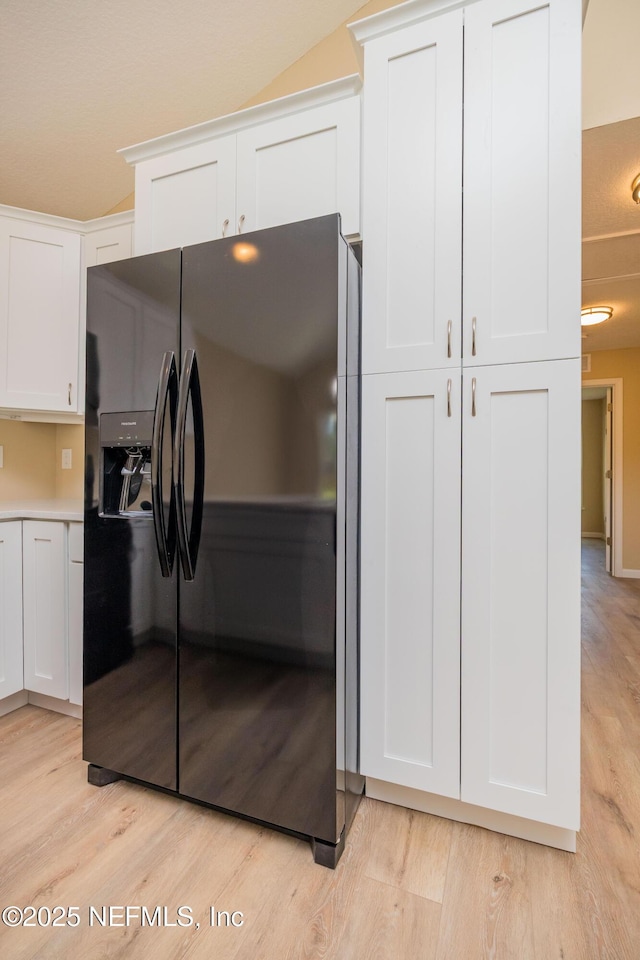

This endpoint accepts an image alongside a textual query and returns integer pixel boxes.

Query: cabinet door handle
[471,377,477,417]
[447,378,452,418]
[447,320,452,359]
[68,382,72,406]
[238,214,245,234]
[222,218,229,238]
[471,316,477,357]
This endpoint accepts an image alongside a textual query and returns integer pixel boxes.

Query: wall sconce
[632,174,640,204]
[581,306,613,326]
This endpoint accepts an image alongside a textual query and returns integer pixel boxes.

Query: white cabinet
[78,212,134,417]
[461,360,581,826]
[0,217,81,412]
[125,76,362,255]
[83,216,133,267]
[235,97,360,237]
[132,135,236,253]
[358,0,580,375]
[360,370,461,798]
[0,208,132,419]
[0,522,23,700]
[353,0,581,837]
[67,523,83,706]
[462,0,581,366]
[22,521,68,700]
[360,9,463,374]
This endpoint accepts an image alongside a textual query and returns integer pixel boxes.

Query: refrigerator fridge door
[178,216,342,843]
[83,250,181,790]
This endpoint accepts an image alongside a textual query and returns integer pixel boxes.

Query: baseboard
[365,778,577,853]
[28,691,83,719]
[581,532,605,539]
[0,690,28,718]
[621,568,640,579]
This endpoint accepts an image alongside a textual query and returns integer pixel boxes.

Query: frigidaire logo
[121,421,137,426]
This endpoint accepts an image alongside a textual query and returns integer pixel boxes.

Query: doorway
[581,380,623,576]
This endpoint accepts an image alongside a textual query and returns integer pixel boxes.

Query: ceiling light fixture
[633,174,640,204]
[581,306,613,326]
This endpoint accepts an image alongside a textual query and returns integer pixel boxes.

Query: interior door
[604,387,613,573]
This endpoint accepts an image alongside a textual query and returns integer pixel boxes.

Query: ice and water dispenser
[99,411,155,517]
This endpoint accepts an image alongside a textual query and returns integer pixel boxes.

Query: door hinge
[608,403,612,412]
[606,537,611,546]
[605,469,612,479]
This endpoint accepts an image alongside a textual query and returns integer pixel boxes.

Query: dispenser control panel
[100,411,154,447]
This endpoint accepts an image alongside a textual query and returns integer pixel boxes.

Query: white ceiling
[582,117,640,352]
[0,0,365,220]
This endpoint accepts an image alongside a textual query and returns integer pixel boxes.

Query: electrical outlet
[0,445,3,468]
[61,448,72,470]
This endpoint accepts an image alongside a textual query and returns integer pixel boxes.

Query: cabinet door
[463,0,581,366]
[0,219,81,411]
[68,523,83,706]
[78,221,134,416]
[360,11,463,375]
[84,222,133,267]
[0,522,23,700]
[22,521,68,700]
[461,359,580,827]
[235,96,360,238]
[360,370,461,797]
[133,136,237,254]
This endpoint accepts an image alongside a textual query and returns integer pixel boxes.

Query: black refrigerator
[83,215,362,866]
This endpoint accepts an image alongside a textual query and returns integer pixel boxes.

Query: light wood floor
[0,539,638,959]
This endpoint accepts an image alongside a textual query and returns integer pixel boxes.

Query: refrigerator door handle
[151,351,178,577]
[174,348,205,581]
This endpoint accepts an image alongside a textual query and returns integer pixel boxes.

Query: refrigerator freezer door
[83,250,181,790]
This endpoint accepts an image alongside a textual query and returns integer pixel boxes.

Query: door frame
[581,377,623,577]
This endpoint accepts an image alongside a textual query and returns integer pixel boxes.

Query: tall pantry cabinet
[351,0,581,843]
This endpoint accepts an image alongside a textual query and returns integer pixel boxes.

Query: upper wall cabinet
[355,0,581,375]
[462,0,581,367]
[0,215,81,412]
[83,215,133,267]
[360,10,464,374]
[122,76,362,256]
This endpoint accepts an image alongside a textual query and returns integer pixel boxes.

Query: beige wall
[103,0,405,217]
[583,347,640,571]
[240,0,406,110]
[581,398,605,536]
[54,424,85,499]
[0,421,84,502]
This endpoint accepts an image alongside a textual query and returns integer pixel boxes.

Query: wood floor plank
[360,801,452,904]
[435,825,536,960]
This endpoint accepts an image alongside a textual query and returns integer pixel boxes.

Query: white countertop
[0,499,83,522]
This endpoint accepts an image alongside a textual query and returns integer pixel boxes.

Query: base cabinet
[461,360,581,827]
[22,521,68,700]
[360,360,581,830]
[360,370,461,798]
[68,523,83,706]
[0,522,23,700]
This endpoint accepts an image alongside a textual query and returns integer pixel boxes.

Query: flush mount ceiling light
[581,306,613,326]
[632,174,640,204]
